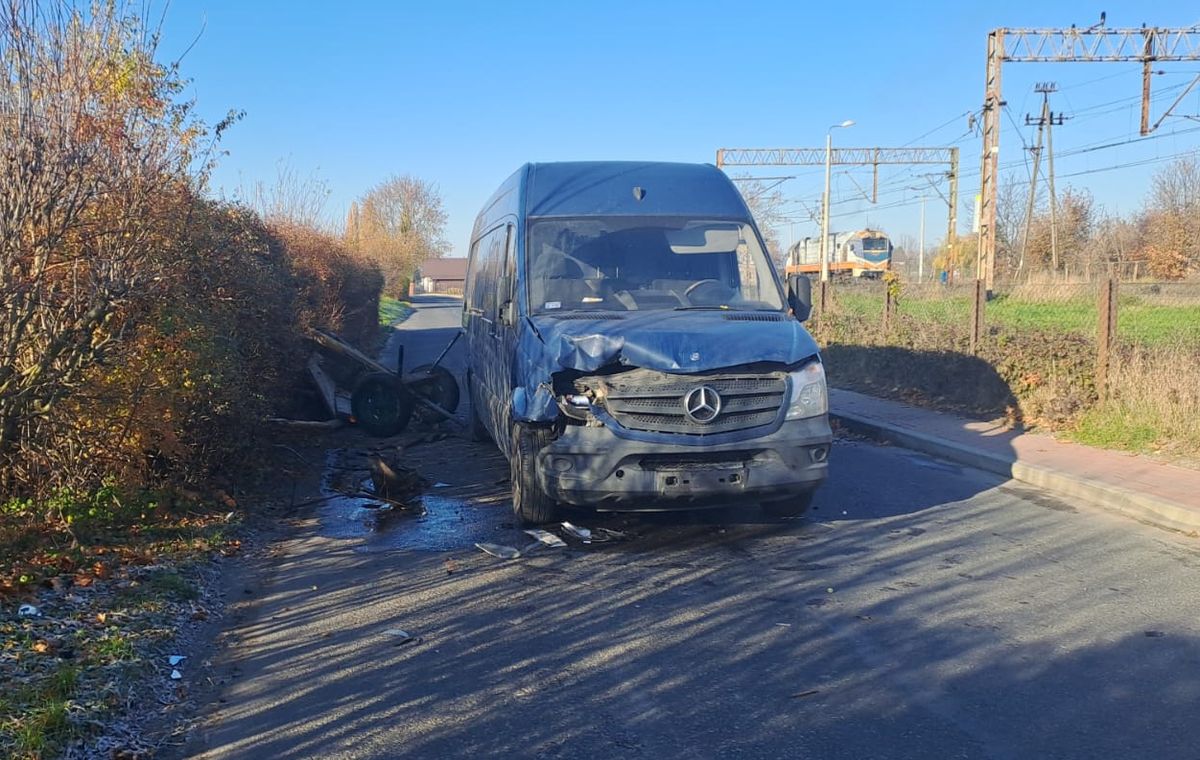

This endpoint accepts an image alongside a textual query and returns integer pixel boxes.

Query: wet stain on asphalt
[315,429,840,556]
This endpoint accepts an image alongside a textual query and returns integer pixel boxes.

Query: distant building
[417,257,468,294]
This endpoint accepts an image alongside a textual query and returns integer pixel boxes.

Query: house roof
[420,257,467,280]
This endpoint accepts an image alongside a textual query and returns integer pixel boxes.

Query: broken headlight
[785,361,827,420]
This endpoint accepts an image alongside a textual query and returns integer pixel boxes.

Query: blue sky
[161,1,1200,257]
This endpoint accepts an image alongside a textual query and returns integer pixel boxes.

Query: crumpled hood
[511,311,820,421]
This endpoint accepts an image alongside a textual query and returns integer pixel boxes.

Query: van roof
[524,161,750,219]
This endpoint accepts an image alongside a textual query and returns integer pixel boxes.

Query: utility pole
[919,195,926,282]
[976,23,1200,294]
[1022,83,1067,275]
[1018,107,1044,278]
[1046,93,1060,274]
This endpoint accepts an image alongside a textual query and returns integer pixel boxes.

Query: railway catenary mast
[977,24,1200,294]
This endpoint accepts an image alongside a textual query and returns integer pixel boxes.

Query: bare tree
[1137,156,1200,279]
[994,174,1028,279]
[351,175,449,294]
[240,161,332,228]
[734,176,787,266]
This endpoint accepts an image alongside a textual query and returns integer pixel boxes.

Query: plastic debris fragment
[592,527,628,542]
[560,522,628,544]
[17,604,40,618]
[168,655,186,666]
[170,669,183,680]
[524,529,567,548]
[560,522,592,543]
[475,542,521,559]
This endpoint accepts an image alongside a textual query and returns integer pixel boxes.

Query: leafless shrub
[0,0,206,492]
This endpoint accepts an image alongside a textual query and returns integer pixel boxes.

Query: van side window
[466,238,485,313]
[482,227,502,318]
[500,224,515,308]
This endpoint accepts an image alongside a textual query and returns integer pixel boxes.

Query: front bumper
[536,416,832,509]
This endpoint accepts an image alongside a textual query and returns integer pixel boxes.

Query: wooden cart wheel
[411,364,460,415]
[350,372,414,437]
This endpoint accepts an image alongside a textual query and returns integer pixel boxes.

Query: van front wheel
[511,423,557,525]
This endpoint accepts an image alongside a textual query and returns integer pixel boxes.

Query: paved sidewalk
[830,388,1200,534]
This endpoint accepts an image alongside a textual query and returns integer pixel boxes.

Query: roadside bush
[818,301,1095,428]
[0,2,382,518]
[270,221,384,349]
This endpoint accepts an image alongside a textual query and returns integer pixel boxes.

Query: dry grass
[1073,346,1200,459]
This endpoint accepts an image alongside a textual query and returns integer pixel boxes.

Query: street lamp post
[820,120,855,282]
[908,186,927,283]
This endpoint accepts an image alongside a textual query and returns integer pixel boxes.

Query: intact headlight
[785,361,828,420]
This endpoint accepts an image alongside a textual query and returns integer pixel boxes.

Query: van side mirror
[787,274,813,322]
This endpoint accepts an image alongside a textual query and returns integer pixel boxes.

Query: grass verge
[379,296,414,328]
[1,486,241,758]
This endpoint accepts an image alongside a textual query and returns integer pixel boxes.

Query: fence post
[969,279,986,355]
[883,283,896,332]
[1096,278,1118,399]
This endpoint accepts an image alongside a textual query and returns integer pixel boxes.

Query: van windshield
[527,217,784,314]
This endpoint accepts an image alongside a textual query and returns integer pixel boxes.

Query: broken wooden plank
[264,417,345,431]
[310,329,393,376]
[306,353,339,418]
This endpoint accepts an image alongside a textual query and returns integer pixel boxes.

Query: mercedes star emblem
[683,385,722,424]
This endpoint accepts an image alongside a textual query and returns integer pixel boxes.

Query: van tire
[511,423,557,525]
[466,373,491,443]
[762,490,816,519]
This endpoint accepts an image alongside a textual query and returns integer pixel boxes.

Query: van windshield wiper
[672,305,729,311]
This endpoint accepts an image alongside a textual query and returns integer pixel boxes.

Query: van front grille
[578,369,787,435]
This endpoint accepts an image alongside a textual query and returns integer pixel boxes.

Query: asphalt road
[193,295,1200,760]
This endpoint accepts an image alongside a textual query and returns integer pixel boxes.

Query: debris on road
[475,542,522,559]
[17,603,41,617]
[561,522,592,543]
[384,628,414,645]
[433,482,451,488]
[790,689,820,699]
[524,529,568,549]
[593,527,628,542]
[168,655,186,666]
[1144,630,1166,638]
[560,522,628,545]
[170,669,183,680]
[369,456,426,501]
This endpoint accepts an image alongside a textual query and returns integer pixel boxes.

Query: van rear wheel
[511,423,557,525]
[762,490,816,519]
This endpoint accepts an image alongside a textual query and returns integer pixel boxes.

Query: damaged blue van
[462,161,831,524]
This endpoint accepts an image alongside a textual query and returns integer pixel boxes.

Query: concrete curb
[832,410,1200,536]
